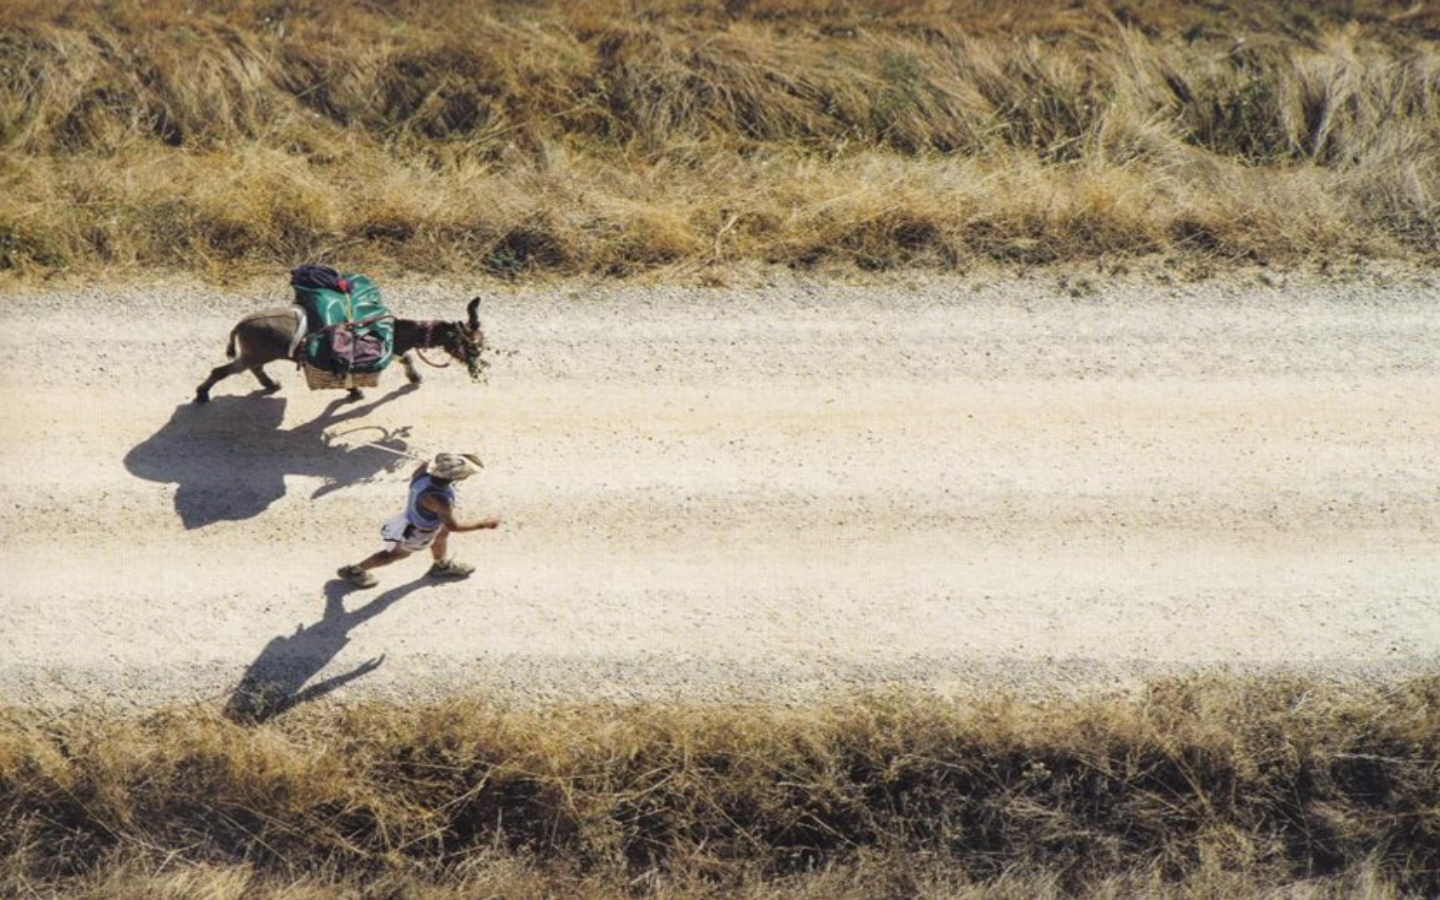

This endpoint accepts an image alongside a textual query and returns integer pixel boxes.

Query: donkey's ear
[466,297,481,329]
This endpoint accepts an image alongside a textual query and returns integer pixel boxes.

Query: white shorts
[381,513,442,553]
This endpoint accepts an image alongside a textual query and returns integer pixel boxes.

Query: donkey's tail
[225,325,240,359]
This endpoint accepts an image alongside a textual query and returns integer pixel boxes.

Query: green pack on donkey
[290,264,397,391]
[193,264,490,403]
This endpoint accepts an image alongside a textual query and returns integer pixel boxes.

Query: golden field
[1,0,1437,281]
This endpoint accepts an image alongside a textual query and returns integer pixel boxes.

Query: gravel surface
[2,264,1438,712]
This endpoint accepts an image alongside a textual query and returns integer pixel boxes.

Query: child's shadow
[123,384,419,529]
[224,577,437,724]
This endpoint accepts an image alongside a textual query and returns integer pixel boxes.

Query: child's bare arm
[419,494,500,532]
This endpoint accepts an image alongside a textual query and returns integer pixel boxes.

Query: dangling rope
[413,347,451,368]
[324,425,427,461]
[411,321,452,368]
[323,426,485,469]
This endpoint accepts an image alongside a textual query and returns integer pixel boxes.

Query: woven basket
[303,364,381,391]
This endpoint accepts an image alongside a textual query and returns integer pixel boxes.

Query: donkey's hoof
[260,384,281,395]
[193,392,210,404]
[345,388,365,402]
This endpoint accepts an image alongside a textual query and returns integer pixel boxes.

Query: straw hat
[431,452,483,481]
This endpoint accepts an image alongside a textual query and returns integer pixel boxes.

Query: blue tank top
[405,475,456,530]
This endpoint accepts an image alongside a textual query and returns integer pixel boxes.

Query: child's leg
[427,529,474,578]
[339,545,410,587]
[340,515,422,587]
[356,547,411,572]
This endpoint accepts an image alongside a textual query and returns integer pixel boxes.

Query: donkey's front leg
[398,352,423,385]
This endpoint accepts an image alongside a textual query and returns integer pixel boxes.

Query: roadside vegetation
[1,0,1437,281]
[3,676,1439,897]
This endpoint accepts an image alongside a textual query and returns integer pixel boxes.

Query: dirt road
[2,267,1438,711]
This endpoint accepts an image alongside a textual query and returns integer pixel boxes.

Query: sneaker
[337,565,378,588]
[428,559,475,579]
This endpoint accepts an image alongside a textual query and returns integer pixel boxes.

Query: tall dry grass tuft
[3,676,1439,896]
[1,0,1437,278]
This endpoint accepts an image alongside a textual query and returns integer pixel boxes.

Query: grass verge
[1,0,1437,282]
[3,675,1438,896]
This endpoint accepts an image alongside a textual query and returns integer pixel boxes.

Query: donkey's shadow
[124,385,419,529]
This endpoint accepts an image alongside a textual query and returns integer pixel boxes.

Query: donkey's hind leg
[398,352,423,385]
[251,364,281,394]
[194,359,249,404]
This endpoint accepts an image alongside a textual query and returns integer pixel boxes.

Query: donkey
[194,297,486,403]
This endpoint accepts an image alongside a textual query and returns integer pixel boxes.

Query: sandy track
[2,268,1438,711]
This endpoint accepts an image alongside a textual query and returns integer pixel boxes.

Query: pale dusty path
[1,267,1438,710]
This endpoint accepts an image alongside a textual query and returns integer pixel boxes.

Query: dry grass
[3,676,1439,897]
[1,0,1437,281]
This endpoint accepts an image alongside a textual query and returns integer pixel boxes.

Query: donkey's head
[434,297,487,381]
